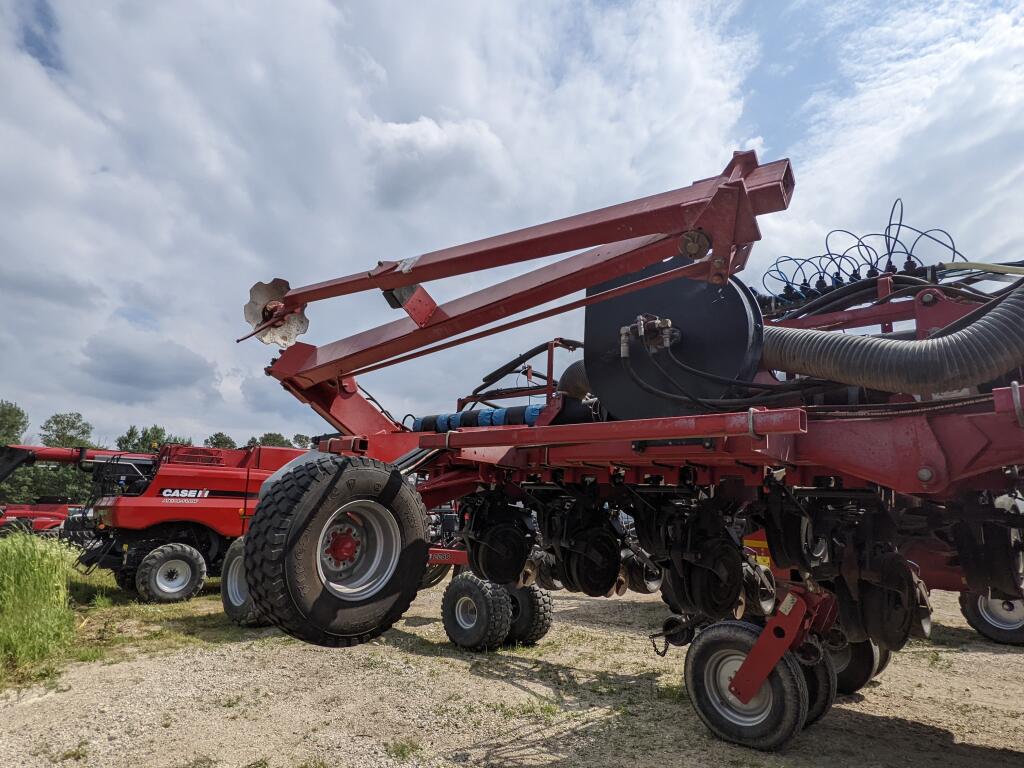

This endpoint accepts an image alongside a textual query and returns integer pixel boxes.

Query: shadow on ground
[384,626,1023,768]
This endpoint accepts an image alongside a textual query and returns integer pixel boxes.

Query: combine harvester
[0,443,301,616]
[235,150,1024,750]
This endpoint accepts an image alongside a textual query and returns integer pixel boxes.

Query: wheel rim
[156,559,192,593]
[977,594,1024,631]
[316,499,401,602]
[703,648,774,727]
[226,555,248,607]
[455,595,478,629]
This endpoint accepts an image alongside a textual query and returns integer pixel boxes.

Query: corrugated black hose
[762,284,1024,393]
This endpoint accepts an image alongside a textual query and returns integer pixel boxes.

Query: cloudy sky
[1,0,1022,446]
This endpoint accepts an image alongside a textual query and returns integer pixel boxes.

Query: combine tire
[419,564,452,590]
[958,592,1024,645]
[505,584,553,646]
[685,620,808,751]
[441,572,511,651]
[136,543,207,603]
[830,639,880,694]
[245,455,428,647]
[802,652,837,727]
[221,537,271,627]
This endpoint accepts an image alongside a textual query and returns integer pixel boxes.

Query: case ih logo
[160,488,211,498]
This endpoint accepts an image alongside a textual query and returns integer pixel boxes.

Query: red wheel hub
[325,527,360,565]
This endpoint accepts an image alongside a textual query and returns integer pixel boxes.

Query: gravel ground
[1,588,1022,768]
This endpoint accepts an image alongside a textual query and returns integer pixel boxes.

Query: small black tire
[420,564,452,590]
[442,572,511,651]
[136,542,207,603]
[245,455,429,648]
[831,639,880,695]
[958,592,1024,645]
[802,651,837,727]
[221,537,271,627]
[505,584,553,646]
[684,620,808,751]
[113,569,137,594]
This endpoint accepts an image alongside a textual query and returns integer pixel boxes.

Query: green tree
[291,434,311,450]
[39,412,93,447]
[0,400,29,445]
[251,432,293,448]
[1,411,96,504]
[245,436,259,448]
[116,425,191,452]
[203,432,237,449]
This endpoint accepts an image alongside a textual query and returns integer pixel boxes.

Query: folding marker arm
[249,151,794,438]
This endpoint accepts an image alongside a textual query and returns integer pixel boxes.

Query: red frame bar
[280,154,793,308]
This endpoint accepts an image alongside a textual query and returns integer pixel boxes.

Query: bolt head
[917,467,934,482]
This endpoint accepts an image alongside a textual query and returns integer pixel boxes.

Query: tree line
[0,400,311,504]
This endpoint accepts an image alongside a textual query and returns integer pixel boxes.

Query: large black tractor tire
[136,542,207,603]
[420,564,453,590]
[802,651,838,727]
[442,572,512,651]
[505,584,553,646]
[685,620,809,751]
[830,639,880,694]
[245,455,429,648]
[958,592,1024,645]
[221,537,271,627]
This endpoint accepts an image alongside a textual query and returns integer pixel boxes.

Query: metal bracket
[1012,381,1024,428]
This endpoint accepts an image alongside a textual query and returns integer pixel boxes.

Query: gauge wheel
[441,572,511,651]
[504,584,553,646]
[802,651,837,727]
[684,620,809,751]
[959,592,1024,645]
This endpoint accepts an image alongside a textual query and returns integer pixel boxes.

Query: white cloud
[2,0,1021,446]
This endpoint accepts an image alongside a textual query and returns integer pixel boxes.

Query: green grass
[0,534,75,684]
[383,737,422,761]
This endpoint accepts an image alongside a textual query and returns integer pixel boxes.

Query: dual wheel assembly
[441,572,553,651]
[684,621,837,751]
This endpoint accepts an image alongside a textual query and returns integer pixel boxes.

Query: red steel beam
[280,154,793,309]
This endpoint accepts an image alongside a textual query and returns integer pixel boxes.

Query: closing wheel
[221,537,272,627]
[504,584,553,646]
[830,639,880,694]
[959,592,1024,645]
[802,651,837,727]
[441,572,512,651]
[136,543,207,603]
[419,563,453,590]
[244,455,429,647]
[684,620,809,751]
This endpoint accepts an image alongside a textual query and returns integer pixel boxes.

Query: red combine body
[75,443,306,603]
[0,499,81,535]
[229,150,1022,750]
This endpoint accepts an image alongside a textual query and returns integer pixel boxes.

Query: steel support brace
[728,590,808,704]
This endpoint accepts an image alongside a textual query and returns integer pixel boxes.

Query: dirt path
[2,589,1022,768]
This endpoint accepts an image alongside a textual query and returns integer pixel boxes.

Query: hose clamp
[1012,381,1024,429]
[747,408,762,439]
